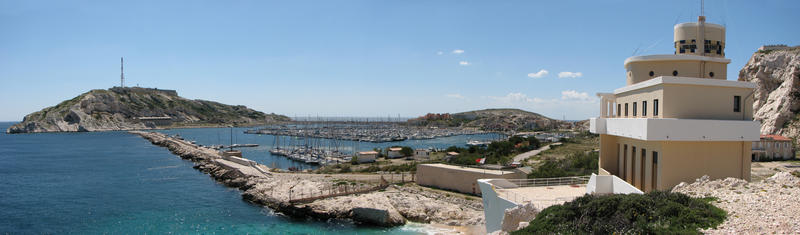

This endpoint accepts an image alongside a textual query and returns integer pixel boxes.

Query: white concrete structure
[477,174,641,233]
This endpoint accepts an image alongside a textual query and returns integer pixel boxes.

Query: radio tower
[120,57,125,88]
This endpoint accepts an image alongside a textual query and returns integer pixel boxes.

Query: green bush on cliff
[512,191,726,234]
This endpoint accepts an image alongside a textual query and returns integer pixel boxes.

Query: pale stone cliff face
[738,47,800,142]
[7,87,290,133]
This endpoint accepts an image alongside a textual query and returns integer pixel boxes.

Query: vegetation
[512,191,727,234]
[444,136,541,165]
[528,151,598,178]
[358,162,418,173]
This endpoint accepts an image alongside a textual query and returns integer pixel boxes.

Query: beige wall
[614,85,664,118]
[415,164,525,195]
[660,141,751,190]
[612,83,753,120]
[601,135,750,192]
[662,84,753,120]
[626,60,727,85]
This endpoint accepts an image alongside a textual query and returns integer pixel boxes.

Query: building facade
[752,134,795,161]
[589,15,761,192]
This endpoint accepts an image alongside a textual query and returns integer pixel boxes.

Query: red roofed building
[752,134,795,161]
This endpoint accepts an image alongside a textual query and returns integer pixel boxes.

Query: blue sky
[1,0,798,121]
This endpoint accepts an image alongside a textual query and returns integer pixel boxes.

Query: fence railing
[489,175,591,207]
[502,176,590,188]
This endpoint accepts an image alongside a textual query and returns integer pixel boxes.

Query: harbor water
[0,122,471,234]
[155,126,502,170]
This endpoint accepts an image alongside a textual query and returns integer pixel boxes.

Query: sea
[0,122,494,234]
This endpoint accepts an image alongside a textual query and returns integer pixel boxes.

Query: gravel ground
[672,172,800,234]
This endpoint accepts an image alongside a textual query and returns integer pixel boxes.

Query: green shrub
[528,151,598,178]
[512,191,726,234]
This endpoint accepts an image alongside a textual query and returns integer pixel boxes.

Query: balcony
[590,117,760,141]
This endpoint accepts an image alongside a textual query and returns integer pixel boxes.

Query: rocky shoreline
[131,131,484,229]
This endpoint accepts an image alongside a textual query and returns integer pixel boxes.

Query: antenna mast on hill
[120,57,125,88]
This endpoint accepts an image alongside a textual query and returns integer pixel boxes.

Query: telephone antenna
[701,0,704,16]
[120,57,125,87]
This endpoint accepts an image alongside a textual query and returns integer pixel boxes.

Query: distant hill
[7,87,290,133]
[407,108,572,131]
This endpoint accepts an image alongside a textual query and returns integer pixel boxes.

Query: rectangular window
[654,99,659,116]
[641,149,646,190]
[630,146,636,184]
[623,144,628,179]
[642,101,647,116]
[652,151,658,190]
[633,102,637,117]
[617,103,621,117]
[625,103,629,117]
[734,96,741,112]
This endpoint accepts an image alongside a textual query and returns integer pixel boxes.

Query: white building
[356,151,378,163]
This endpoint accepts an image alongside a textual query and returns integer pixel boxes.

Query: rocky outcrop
[7,87,290,133]
[738,46,800,142]
[672,173,800,234]
[132,131,484,228]
[408,108,572,132]
[500,203,539,233]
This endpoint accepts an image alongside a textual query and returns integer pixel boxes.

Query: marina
[245,123,492,143]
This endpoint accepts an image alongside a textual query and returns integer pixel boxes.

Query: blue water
[0,122,438,234]
[155,127,501,170]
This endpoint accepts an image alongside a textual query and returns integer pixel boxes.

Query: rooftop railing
[489,175,591,207]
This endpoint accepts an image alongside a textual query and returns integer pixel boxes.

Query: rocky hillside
[738,46,800,142]
[408,108,571,131]
[7,87,290,133]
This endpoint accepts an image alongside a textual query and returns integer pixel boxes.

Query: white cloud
[452,49,465,54]
[561,90,591,101]
[488,92,535,103]
[459,61,470,66]
[436,51,443,55]
[558,71,583,78]
[445,94,466,99]
[527,69,549,78]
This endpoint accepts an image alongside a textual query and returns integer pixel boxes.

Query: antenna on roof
[701,0,705,16]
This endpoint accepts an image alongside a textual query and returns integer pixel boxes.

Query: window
[672,70,678,76]
[617,103,621,117]
[642,101,647,116]
[709,72,714,78]
[633,103,637,117]
[630,147,636,183]
[654,99,659,116]
[734,96,741,112]
[625,103,629,117]
[641,149,646,190]
[649,71,654,77]
[652,151,659,189]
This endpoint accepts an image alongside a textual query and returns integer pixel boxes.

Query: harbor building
[589,15,761,192]
[356,151,378,163]
[413,149,430,160]
[752,134,795,161]
[387,147,403,159]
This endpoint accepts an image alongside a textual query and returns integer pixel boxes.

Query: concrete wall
[626,60,727,85]
[663,84,753,120]
[416,164,525,195]
[612,82,753,120]
[661,141,751,190]
[477,179,519,233]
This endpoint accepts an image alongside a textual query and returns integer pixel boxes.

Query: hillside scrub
[444,136,541,165]
[513,191,726,234]
[527,151,598,178]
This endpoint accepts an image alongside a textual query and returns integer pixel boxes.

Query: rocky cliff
[7,87,290,133]
[408,108,572,132]
[738,46,800,142]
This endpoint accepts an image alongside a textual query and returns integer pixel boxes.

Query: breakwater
[131,131,485,228]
